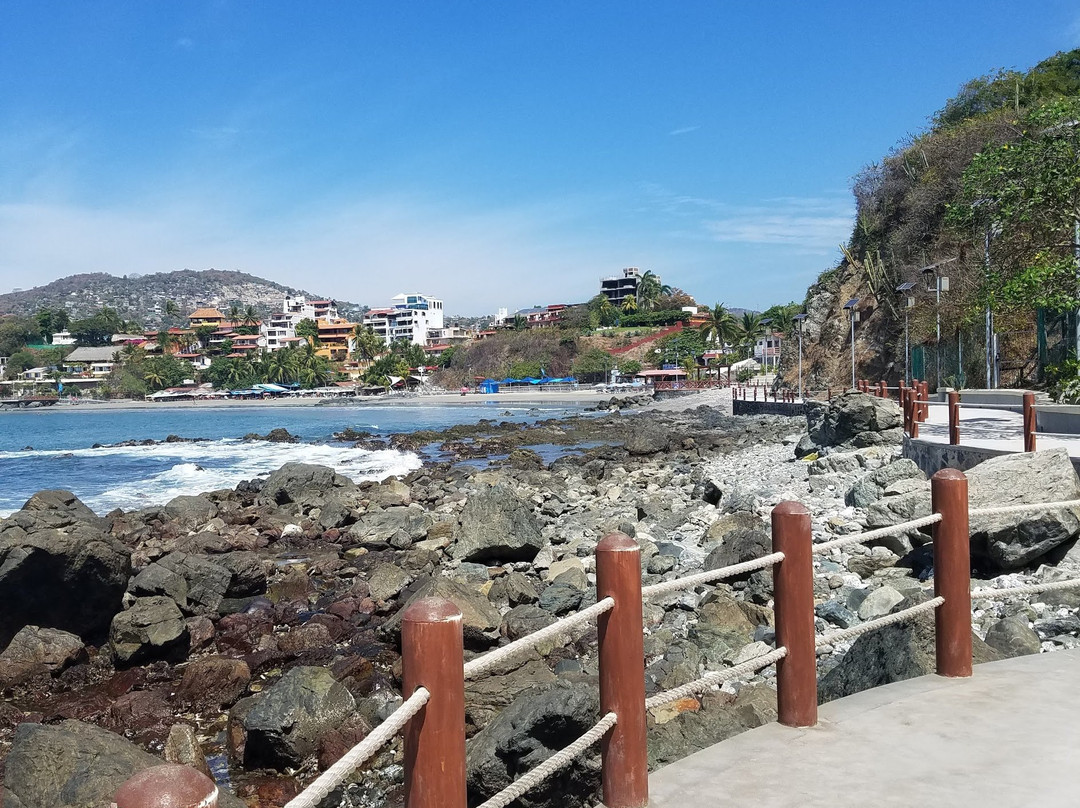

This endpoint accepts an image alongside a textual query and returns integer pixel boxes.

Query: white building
[362,294,444,346]
[754,332,783,369]
[52,331,76,346]
[261,295,341,352]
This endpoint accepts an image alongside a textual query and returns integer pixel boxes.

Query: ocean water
[0,401,584,516]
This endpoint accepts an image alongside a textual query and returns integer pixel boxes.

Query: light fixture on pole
[919,257,956,390]
[793,313,808,400]
[843,298,860,390]
[896,282,916,385]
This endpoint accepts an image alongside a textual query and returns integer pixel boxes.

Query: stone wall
[732,399,806,418]
[903,436,1080,476]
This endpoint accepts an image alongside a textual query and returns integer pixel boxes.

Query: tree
[193,324,218,349]
[351,324,383,362]
[243,305,259,327]
[363,354,407,388]
[227,304,242,323]
[4,350,36,379]
[735,312,766,359]
[295,318,320,345]
[761,302,801,336]
[636,271,663,312]
[699,302,739,348]
[571,348,615,383]
[156,330,177,355]
[655,288,697,311]
[69,309,124,346]
[587,294,618,327]
[164,300,180,317]
[621,295,638,314]
[951,97,1080,313]
[0,316,42,356]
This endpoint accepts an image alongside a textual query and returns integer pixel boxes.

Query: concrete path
[648,649,1080,808]
[916,399,1080,457]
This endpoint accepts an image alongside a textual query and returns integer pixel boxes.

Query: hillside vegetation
[792,49,1080,393]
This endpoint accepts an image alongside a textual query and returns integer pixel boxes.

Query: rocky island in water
[1,389,1078,808]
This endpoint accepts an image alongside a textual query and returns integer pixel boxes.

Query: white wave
[0,439,422,516]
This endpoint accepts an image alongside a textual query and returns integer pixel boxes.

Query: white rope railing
[816,597,944,647]
[644,646,788,710]
[972,578,1080,599]
[812,513,942,555]
[641,552,785,599]
[475,712,618,808]
[283,686,431,808]
[969,499,1080,518]
[463,597,614,680]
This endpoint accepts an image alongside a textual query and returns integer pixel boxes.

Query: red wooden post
[596,533,648,808]
[948,390,960,445]
[114,765,218,808]
[880,380,888,399]
[908,389,919,438]
[931,469,972,678]
[772,501,817,727]
[1023,392,1036,452]
[403,598,466,808]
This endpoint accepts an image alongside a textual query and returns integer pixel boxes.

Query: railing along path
[131,469,1080,808]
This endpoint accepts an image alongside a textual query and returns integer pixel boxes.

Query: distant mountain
[0,270,363,325]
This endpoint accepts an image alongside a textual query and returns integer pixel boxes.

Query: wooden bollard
[402,598,467,808]
[932,469,972,678]
[948,391,960,445]
[879,380,888,399]
[1023,392,1036,452]
[596,533,648,808]
[114,765,218,808]
[772,501,817,728]
[908,389,919,439]
[921,381,929,421]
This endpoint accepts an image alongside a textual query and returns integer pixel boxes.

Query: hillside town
[0,267,791,401]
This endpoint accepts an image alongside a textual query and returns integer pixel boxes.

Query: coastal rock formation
[0,626,86,687]
[452,484,544,562]
[109,596,190,667]
[803,391,903,454]
[0,507,130,649]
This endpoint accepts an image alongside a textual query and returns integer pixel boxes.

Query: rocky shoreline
[1,390,1079,808]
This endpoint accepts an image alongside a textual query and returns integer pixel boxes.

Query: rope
[972,578,1080,599]
[817,597,944,647]
[475,712,618,808]
[644,646,788,710]
[641,552,785,599]
[463,597,615,680]
[283,686,431,808]
[969,499,1080,518]
[812,514,942,555]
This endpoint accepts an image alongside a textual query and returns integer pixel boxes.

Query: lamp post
[896,282,916,385]
[919,258,956,390]
[793,313,807,401]
[843,298,859,390]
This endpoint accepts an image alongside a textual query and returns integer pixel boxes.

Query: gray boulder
[453,485,544,562]
[704,513,770,579]
[819,610,1000,702]
[624,422,670,455]
[380,576,502,649]
[0,514,130,649]
[164,494,218,527]
[846,459,926,508]
[349,506,432,549]
[130,551,231,614]
[0,626,85,686]
[467,681,601,808]
[864,483,933,554]
[1,719,245,808]
[243,666,356,769]
[20,490,100,523]
[262,463,357,508]
[968,448,1080,570]
[109,596,190,667]
[216,551,268,597]
[984,615,1042,658]
[806,391,903,450]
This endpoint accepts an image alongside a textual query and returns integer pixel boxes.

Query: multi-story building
[600,267,643,307]
[261,295,344,353]
[754,332,783,369]
[188,308,227,328]
[363,294,444,346]
[511,304,569,328]
[316,319,357,362]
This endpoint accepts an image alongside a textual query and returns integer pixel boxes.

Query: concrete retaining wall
[733,399,806,417]
[904,436,1080,476]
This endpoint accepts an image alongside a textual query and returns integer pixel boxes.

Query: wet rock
[243,666,356,770]
[453,485,544,562]
[109,596,190,667]
[0,515,130,649]
[177,656,251,709]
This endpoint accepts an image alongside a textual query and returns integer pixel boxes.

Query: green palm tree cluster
[351,324,385,362]
[699,302,740,348]
[202,343,331,390]
[736,312,767,359]
[636,270,672,312]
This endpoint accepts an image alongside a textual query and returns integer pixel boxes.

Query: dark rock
[176,656,251,709]
[625,422,670,455]
[349,507,432,549]
[806,391,902,450]
[20,490,99,522]
[0,515,130,649]
[452,485,544,562]
[130,551,232,615]
[704,514,770,580]
[109,596,190,667]
[467,681,601,808]
[216,551,268,597]
[243,666,356,770]
[816,599,857,629]
[502,604,557,640]
[538,582,584,615]
[262,463,356,508]
[846,458,926,508]
[984,615,1042,658]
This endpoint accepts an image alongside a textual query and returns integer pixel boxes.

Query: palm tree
[227,304,242,323]
[351,324,383,362]
[164,300,180,318]
[156,330,176,355]
[636,270,665,312]
[621,295,638,314]
[699,303,739,349]
[736,312,767,360]
[243,305,259,328]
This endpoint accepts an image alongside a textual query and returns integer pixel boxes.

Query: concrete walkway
[648,649,1080,808]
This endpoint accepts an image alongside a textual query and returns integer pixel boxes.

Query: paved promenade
[648,649,1080,807]
[916,399,1080,458]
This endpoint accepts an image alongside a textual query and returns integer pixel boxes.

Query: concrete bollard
[1023,392,1036,452]
[596,533,648,808]
[931,469,972,678]
[772,501,817,728]
[113,764,217,808]
[948,391,960,445]
[402,597,467,808]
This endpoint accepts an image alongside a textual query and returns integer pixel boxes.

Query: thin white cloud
[175,37,194,49]
[668,125,700,136]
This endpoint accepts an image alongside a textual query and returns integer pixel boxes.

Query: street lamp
[793,313,807,400]
[919,257,956,390]
[843,298,860,390]
[896,282,916,385]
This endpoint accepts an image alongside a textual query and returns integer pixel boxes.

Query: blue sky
[1,2,1078,316]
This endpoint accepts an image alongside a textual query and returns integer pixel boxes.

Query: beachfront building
[316,319,358,362]
[260,295,346,353]
[754,331,783,370]
[511,304,569,328]
[600,267,643,308]
[362,294,444,347]
[64,346,119,377]
[188,308,227,328]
